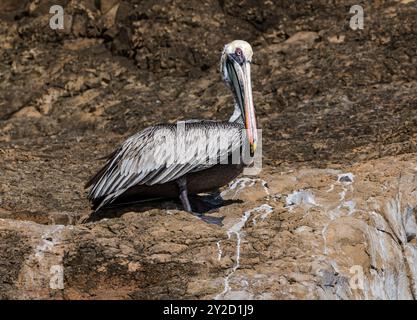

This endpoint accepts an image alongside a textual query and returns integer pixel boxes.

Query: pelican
[85,40,258,222]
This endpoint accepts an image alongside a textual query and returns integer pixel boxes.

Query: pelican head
[221,40,257,156]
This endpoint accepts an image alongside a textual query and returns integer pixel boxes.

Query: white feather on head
[220,40,253,85]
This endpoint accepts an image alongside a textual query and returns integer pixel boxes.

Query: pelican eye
[231,48,245,65]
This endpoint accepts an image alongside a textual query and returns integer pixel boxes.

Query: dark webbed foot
[184,211,224,226]
[198,214,224,225]
[189,191,224,213]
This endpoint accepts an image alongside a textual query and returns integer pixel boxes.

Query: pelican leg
[177,176,193,212]
[177,177,224,225]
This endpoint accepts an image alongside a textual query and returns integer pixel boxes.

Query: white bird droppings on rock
[285,190,317,210]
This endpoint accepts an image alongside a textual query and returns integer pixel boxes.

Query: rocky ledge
[1,154,416,299]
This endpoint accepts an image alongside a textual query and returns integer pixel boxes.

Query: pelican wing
[87,121,243,209]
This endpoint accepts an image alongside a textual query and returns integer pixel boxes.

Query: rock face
[1,154,417,299]
[1,0,417,299]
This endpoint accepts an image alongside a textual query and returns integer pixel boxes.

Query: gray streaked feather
[87,120,245,209]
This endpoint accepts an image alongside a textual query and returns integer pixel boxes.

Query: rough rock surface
[0,0,416,299]
[1,155,417,299]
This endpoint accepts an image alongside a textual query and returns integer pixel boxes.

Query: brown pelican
[85,40,258,222]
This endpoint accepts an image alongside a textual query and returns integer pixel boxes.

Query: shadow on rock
[82,193,242,225]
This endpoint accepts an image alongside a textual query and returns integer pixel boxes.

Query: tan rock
[284,31,319,45]
[101,2,119,29]
[1,155,417,299]
[100,0,120,14]
[12,107,42,119]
